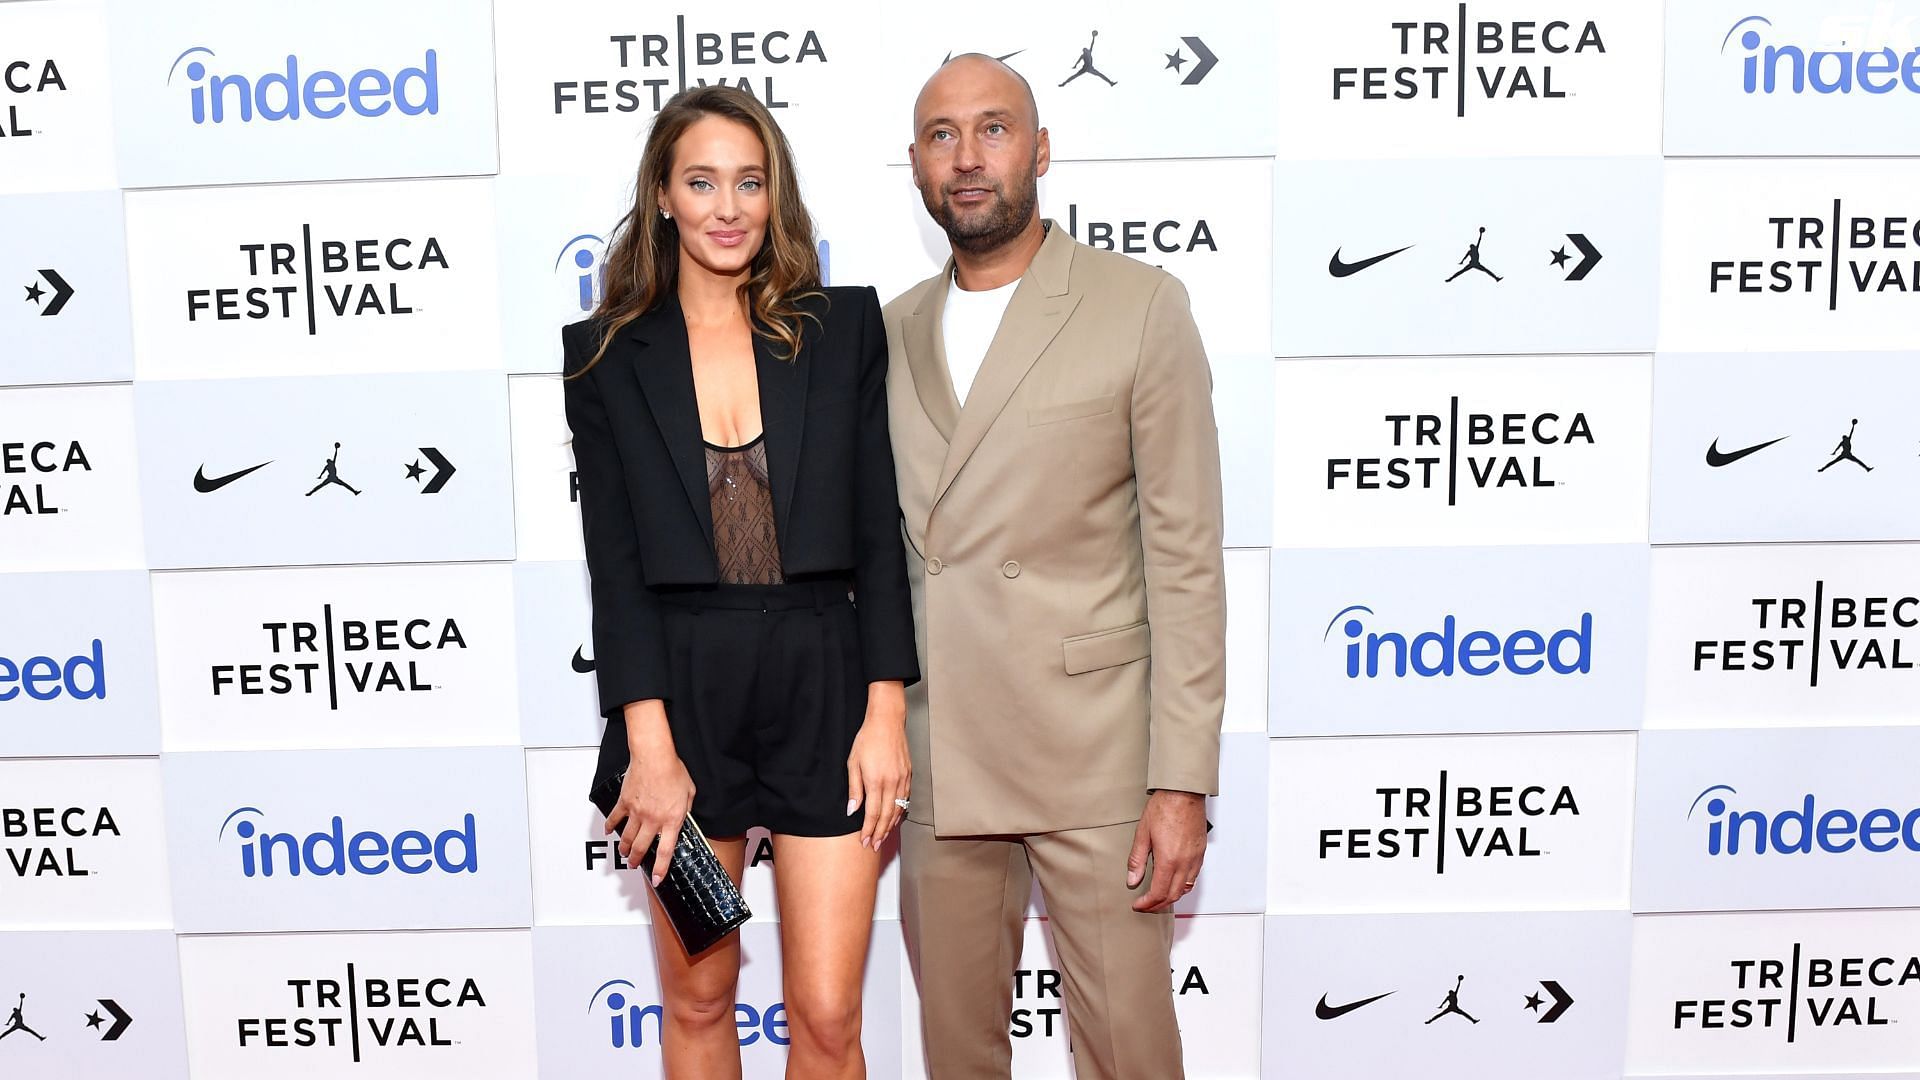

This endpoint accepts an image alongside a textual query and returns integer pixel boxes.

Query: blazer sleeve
[1131,275,1226,796]
[562,324,674,717]
[849,287,922,686]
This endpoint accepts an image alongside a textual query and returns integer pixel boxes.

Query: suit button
[927,557,944,575]
[1002,561,1021,579]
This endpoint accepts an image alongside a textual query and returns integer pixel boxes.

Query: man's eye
[987,124,1006,135]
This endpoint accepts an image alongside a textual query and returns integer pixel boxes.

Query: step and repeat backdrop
[4,0,1918,1076]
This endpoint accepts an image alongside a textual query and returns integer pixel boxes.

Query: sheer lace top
[704,434,784,585]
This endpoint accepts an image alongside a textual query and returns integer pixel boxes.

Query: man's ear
[907,143,921,186]
[1035,127,1051,178]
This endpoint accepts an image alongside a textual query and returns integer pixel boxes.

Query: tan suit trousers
[901,819,1184,1079]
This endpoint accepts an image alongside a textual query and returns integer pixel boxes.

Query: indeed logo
[1325,606,1593,678]
[167,46,440,124]
[220,807,478,877]
[0,640,105,701]
[1724,14,1920,94]
[590,979,788,1048]
[1690,784,1920,855]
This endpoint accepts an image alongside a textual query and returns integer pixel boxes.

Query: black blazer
[562,285,920,718]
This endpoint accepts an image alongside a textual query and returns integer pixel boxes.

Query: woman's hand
[607,701,696,887]
[846,680,910,850]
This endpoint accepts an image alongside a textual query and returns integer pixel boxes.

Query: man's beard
[922,170,1038,255]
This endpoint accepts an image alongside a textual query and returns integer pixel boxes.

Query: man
[884,54,1226,1079]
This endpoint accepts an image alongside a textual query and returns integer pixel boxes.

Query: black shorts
[647,578,867,838]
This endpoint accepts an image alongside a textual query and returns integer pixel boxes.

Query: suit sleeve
[850,287,922,686]
[1131,275,1226,796]
[562,324,674,717]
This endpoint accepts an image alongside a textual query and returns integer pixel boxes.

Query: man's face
[909,60,1049,253]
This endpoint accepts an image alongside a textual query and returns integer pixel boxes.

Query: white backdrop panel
[0,0,118,196]
[1270,543,1649,736]
[124,179,503,381]
[1265,910,1632,1080]
[1268,732,1636,913]
[1634,726,1920,913]
[1273,156,1662,356]
[1660,159,1920,351]
[1627,909,1920,1075]
[151,562,520,752]
[133,371,515,569]
[0,930,190,1080]
[1650,352,1920,543]
[107,0,499,188]
[0,190,133,386]
[1646,542,1920,727]
[1271,354,1653,548]
[1665,1,1920,155]
[162,746,532,933]
[0,382,147,572]
[0,757,173,929]
[514,559,602,748]
[177,928,537,1079]
[1277,0,1665,159]
[0,570,159,758]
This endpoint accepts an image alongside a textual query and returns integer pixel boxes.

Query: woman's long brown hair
[573,85,822,376]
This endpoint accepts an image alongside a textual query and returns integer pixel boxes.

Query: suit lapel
[755,312,808,544]
[625,298,714,548]
[902,265,961,442]
[931,222,1081,513]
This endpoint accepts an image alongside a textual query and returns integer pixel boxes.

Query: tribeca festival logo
[1317,768,1581,871]
[185,226,452,335]
[1331,5,1607,115]
[207,604,468,707]
[167,46,439,124]
[219,806,478,879]
[1010,965,1213,1039]
[1690,580,1916,687]
[236,962,485,1062]
[2,438,91,517]
[1,56,67,139]
[552,20,827,116]
[1064,203,1217,260]
[3,804,119,879]
[1709,202,1920,310]
[0,639,105,703]
[1722,11,1920,95]
[1689,784,1920,857]
[1324,605,1593,679]
[1325,399,1598,505]
[590,978,789,1049]
[1670,943,1918,1041]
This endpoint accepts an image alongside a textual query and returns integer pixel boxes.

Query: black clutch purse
[590,764,752,955]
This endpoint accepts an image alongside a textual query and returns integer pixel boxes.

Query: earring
[659,209,671,220]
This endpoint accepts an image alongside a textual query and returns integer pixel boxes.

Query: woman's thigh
[770,833,881,1000]
[647,834,751,1000]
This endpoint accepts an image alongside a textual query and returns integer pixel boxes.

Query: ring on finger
[893,797,911,810]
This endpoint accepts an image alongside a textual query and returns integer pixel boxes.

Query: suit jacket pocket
[1061,620,1150,675]
[1027,394,1116,427]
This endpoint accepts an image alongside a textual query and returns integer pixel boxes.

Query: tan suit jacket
[883,221,1226,838]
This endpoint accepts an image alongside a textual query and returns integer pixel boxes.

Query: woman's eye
[689,178,712,191]
[740,179,762,192]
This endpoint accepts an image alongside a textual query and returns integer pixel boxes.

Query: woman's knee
[661,975,739,1032]
[785,984,863,1054]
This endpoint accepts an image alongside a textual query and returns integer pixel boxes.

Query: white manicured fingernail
[847,799,860,815]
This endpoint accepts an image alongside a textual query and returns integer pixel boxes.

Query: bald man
[883,55,1226,1079]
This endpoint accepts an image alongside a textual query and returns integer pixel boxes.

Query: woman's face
[657,114,770,281]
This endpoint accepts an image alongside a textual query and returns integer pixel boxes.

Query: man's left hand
[1127,789,1208,913]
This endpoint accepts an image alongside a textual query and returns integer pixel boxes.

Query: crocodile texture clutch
[590,774,751,955]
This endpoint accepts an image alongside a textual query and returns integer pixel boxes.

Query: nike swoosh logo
[1705,435,1788,468]
[571,646,595,674]
[1329,245,1413,278]
[193,461,272,493]
[1315,991,1394,1020]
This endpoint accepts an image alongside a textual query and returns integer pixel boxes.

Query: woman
[562,85,917,1079]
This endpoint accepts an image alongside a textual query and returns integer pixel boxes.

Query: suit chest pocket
[1026,393,1116,428]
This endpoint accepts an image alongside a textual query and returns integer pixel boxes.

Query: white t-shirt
[941,271,1020,405]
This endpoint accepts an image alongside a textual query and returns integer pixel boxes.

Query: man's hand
[1127,789,1208,913]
